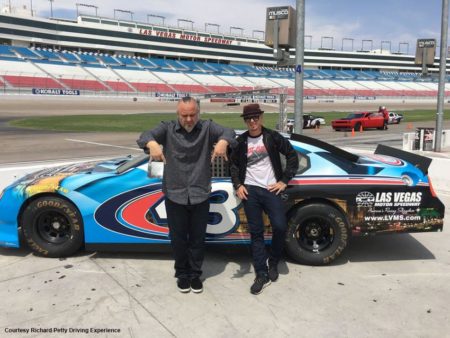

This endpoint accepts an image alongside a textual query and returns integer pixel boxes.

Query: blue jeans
[165,198,210,279]
[242,185,287,275]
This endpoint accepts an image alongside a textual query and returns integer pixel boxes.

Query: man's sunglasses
[244,116,260,122]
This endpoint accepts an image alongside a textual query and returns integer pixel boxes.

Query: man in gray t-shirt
[137,97,235,293]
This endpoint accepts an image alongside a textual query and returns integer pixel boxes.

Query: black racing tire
[21,196,84,257]
[285,203,349,265]
[354,122,361,131]
[314,121,321,129]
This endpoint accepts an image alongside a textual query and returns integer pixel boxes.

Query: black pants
[243,185,287,276]
[165,198,210,279]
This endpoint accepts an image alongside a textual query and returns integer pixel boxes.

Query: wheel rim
[36,210,72,244]
[295,216,335,253]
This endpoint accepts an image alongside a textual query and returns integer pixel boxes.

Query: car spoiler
[374,144,432,175]
[290,133,359,163]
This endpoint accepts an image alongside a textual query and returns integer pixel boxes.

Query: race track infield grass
[9,110,449,132]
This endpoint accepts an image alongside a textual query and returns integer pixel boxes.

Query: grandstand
[0,10,449,99]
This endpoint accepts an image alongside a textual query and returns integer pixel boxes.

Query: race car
[388,112,404,124]
[302,114,326,128]
[332,112,385,131]
[0,134,444,266]
[287,114,326,130]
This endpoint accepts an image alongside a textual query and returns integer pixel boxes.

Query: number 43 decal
[149,182,242,236]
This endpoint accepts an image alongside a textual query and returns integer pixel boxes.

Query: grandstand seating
[4,75,63,88]
[135,58,158,69]
[0,45,446,97]
[0,46,16,57]
[104,81,133,91]
[115,57,139,68]
[78,53,101,64]
[11,46,42,59]
[33,48,62,61]
[98,55,121,66]
[60,52,81,63]
[60,78,109,91]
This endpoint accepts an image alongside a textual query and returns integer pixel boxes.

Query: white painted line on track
[65,138,139,151]
[0,158,106,172]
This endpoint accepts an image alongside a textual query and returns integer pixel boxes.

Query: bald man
[137,96,236,293]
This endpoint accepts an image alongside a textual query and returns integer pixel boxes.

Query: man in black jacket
[230,104,299,295]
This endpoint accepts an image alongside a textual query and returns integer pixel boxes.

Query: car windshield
[347,113,364,119]
[116,154,149,174]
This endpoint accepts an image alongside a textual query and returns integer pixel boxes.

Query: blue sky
[5,0,447,54]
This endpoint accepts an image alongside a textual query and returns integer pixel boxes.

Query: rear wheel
[285,203,349,265]
[354,122,361,131]
[21,196,84,257]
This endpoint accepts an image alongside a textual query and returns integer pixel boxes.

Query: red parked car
[332,112,385,131]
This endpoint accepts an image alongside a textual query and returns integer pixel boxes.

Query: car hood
[333,118,352,121]
[6,156,136,199]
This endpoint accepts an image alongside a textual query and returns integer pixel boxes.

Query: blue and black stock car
[0,134,444,265]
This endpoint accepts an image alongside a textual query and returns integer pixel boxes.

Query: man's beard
[183,124,195,133]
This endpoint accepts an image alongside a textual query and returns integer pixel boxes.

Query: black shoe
[268,259,279,282]
[190,277,203,293]
[250,274,271,295]
[177,278,190,293]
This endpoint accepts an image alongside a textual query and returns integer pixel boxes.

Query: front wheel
[21,196,84,257]
[285,203,349,265]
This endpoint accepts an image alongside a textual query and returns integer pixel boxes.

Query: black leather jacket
[230,127,299,189]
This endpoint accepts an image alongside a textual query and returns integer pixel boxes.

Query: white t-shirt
[244,134,276,188]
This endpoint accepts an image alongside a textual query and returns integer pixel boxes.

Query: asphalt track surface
[1,96,450,164]
[1,96,450,337]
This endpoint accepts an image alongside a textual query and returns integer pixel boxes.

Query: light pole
[48,0,54,17]
[230,26,243,36]
[398,42,409,54]
[177,19,194,30]
[76,3,98,17]
[341,38,354,51]
[252,30,265,39]
[147,14,165,25]
[205,23,220,33]
[114,9,134,21]
[305,35,312,49]
[320,36,333,50]
[435,0,448,152]
[294,0,305,134]
[361,39,373,52]
[381,40,391,53]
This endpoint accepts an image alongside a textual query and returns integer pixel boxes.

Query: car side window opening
[152,144,308,179]
[280,150,309,175]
